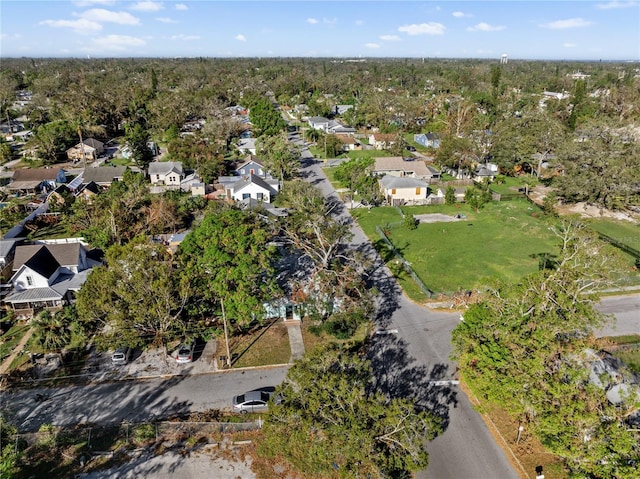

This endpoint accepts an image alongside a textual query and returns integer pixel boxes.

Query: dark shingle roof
[12,168,63,182]
[22,247,60,279]
[13,243,81,271]
[82,166,128,185]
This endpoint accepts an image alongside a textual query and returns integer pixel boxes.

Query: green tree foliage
[0,137,13,164]
[255,132,301,183]
[452,220,637,478]
[333,157,382,205]
[464,184,492,212]
[260,344,440,478]
[444,185,456,205]
[0,414,19,479]
[167,135,226,181]
[28,120,75,164]
[177,206,280,328]
[247,96,286,137]
[404,212,417,230]
[76,238,190,347]
[553,124,640,210]
[277,180,374,329]
[31,308,76,352]
[124,123,154,171]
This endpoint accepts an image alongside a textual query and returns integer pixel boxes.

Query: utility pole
[221,299,231,368]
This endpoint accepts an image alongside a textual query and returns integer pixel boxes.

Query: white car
[112,347,132,365]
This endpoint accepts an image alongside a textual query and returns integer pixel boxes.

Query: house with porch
[3,240,101,318]
[371,157,440,181]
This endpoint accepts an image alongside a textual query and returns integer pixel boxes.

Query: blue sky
[1,1,639,60]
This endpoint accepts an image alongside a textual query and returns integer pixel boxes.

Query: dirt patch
[414,213,464,223]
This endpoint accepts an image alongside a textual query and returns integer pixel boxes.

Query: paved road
[296,145,520,479]
[595,294,640,337]
[2,366,289,432]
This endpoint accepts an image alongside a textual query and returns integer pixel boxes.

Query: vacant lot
[353,199,560,295]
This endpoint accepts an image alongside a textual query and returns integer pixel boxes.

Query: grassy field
[353,199,561,295]
[585,218,640,250]
[223,320,291,368]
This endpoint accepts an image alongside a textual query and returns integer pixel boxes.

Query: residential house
[9,168,66,194]
[148,161,184,186]
[369,133,397,150]
[66,138,105,163]
[120,141,159,159]
[47,184,72,208]
[81,165,128,188]
[371,157,440,181]
[413,132,440,149]
[235,156,269,178]
[4,240,100,317]
[379,175,429,206]
[75,181,101,201]
[239,197,288,218]
[333,105,354,115]
[336,134,361,151]
[473,162,499,182]
[307,116,331,131]
[230,174,279,203]
[327,121,356,135]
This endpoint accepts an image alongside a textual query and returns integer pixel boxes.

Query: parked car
[175,341,195,363]
[232,387,280,414]
[112,347,132,365]
[406,145,416,151]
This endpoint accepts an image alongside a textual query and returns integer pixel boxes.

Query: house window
[257,192,264,200]
[156,175,160,181]
[26,275,33,286]
[415,187,421,195]
[242,193,250,200]
[250,169,255,174]
[391,188,396,195]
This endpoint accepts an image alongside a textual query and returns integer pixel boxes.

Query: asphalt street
[296,145,521,479]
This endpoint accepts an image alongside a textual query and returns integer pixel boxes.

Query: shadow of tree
[367,333,457,434]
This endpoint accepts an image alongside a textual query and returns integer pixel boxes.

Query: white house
[379,175,429,205]
[230,174,279,203]
[4,240,99,317]
[148,161,184,186]
[234,156,270,178]
[369,133,397,150]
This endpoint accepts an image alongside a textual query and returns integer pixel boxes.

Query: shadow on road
[367,333,457,435]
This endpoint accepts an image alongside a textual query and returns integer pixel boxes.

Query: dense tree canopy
[177,206,280,328]
[452,220,637,478]
[260,344,440,478]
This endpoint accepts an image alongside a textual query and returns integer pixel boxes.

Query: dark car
[406,145,416,151]
[232,387,281,414]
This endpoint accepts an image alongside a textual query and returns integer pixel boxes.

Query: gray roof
[82,166,128,185]
[148,161,183,176]
[233,174,277,194]
[0,239,22,259]
[379,175,429,189]
[13,243,83,272]
[239,198,288,217]
[4,287,63,303]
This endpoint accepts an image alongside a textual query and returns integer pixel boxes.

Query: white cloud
[235,34,246,42]
[171,34,199,40]
[563,42,577,48]
[355,19,364,26]
[398,22,446,35]
[40,18,103,34]
[365,43,381,49]
[467,22,506,32]
[156,17,178,23]
[452,11,471,18]
[323,17,337,25]
[130,1,164,12]
[596,1,638,9]
[380,34,400,41]
[540,18,593,29]
[307,18,318,25]
[90,34,146,51]
[175,3,188,10]
[77,8,140,25]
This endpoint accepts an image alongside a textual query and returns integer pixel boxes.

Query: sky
[1,0,639,61]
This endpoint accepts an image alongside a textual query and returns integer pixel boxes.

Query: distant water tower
[500,53,508,64]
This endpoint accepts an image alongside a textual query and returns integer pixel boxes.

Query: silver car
[112,347,132,365]
[232,387,279,414]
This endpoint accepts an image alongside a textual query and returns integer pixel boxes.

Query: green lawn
[585,218,640,249]
[489,176,534,195]
[353,199,561,295]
